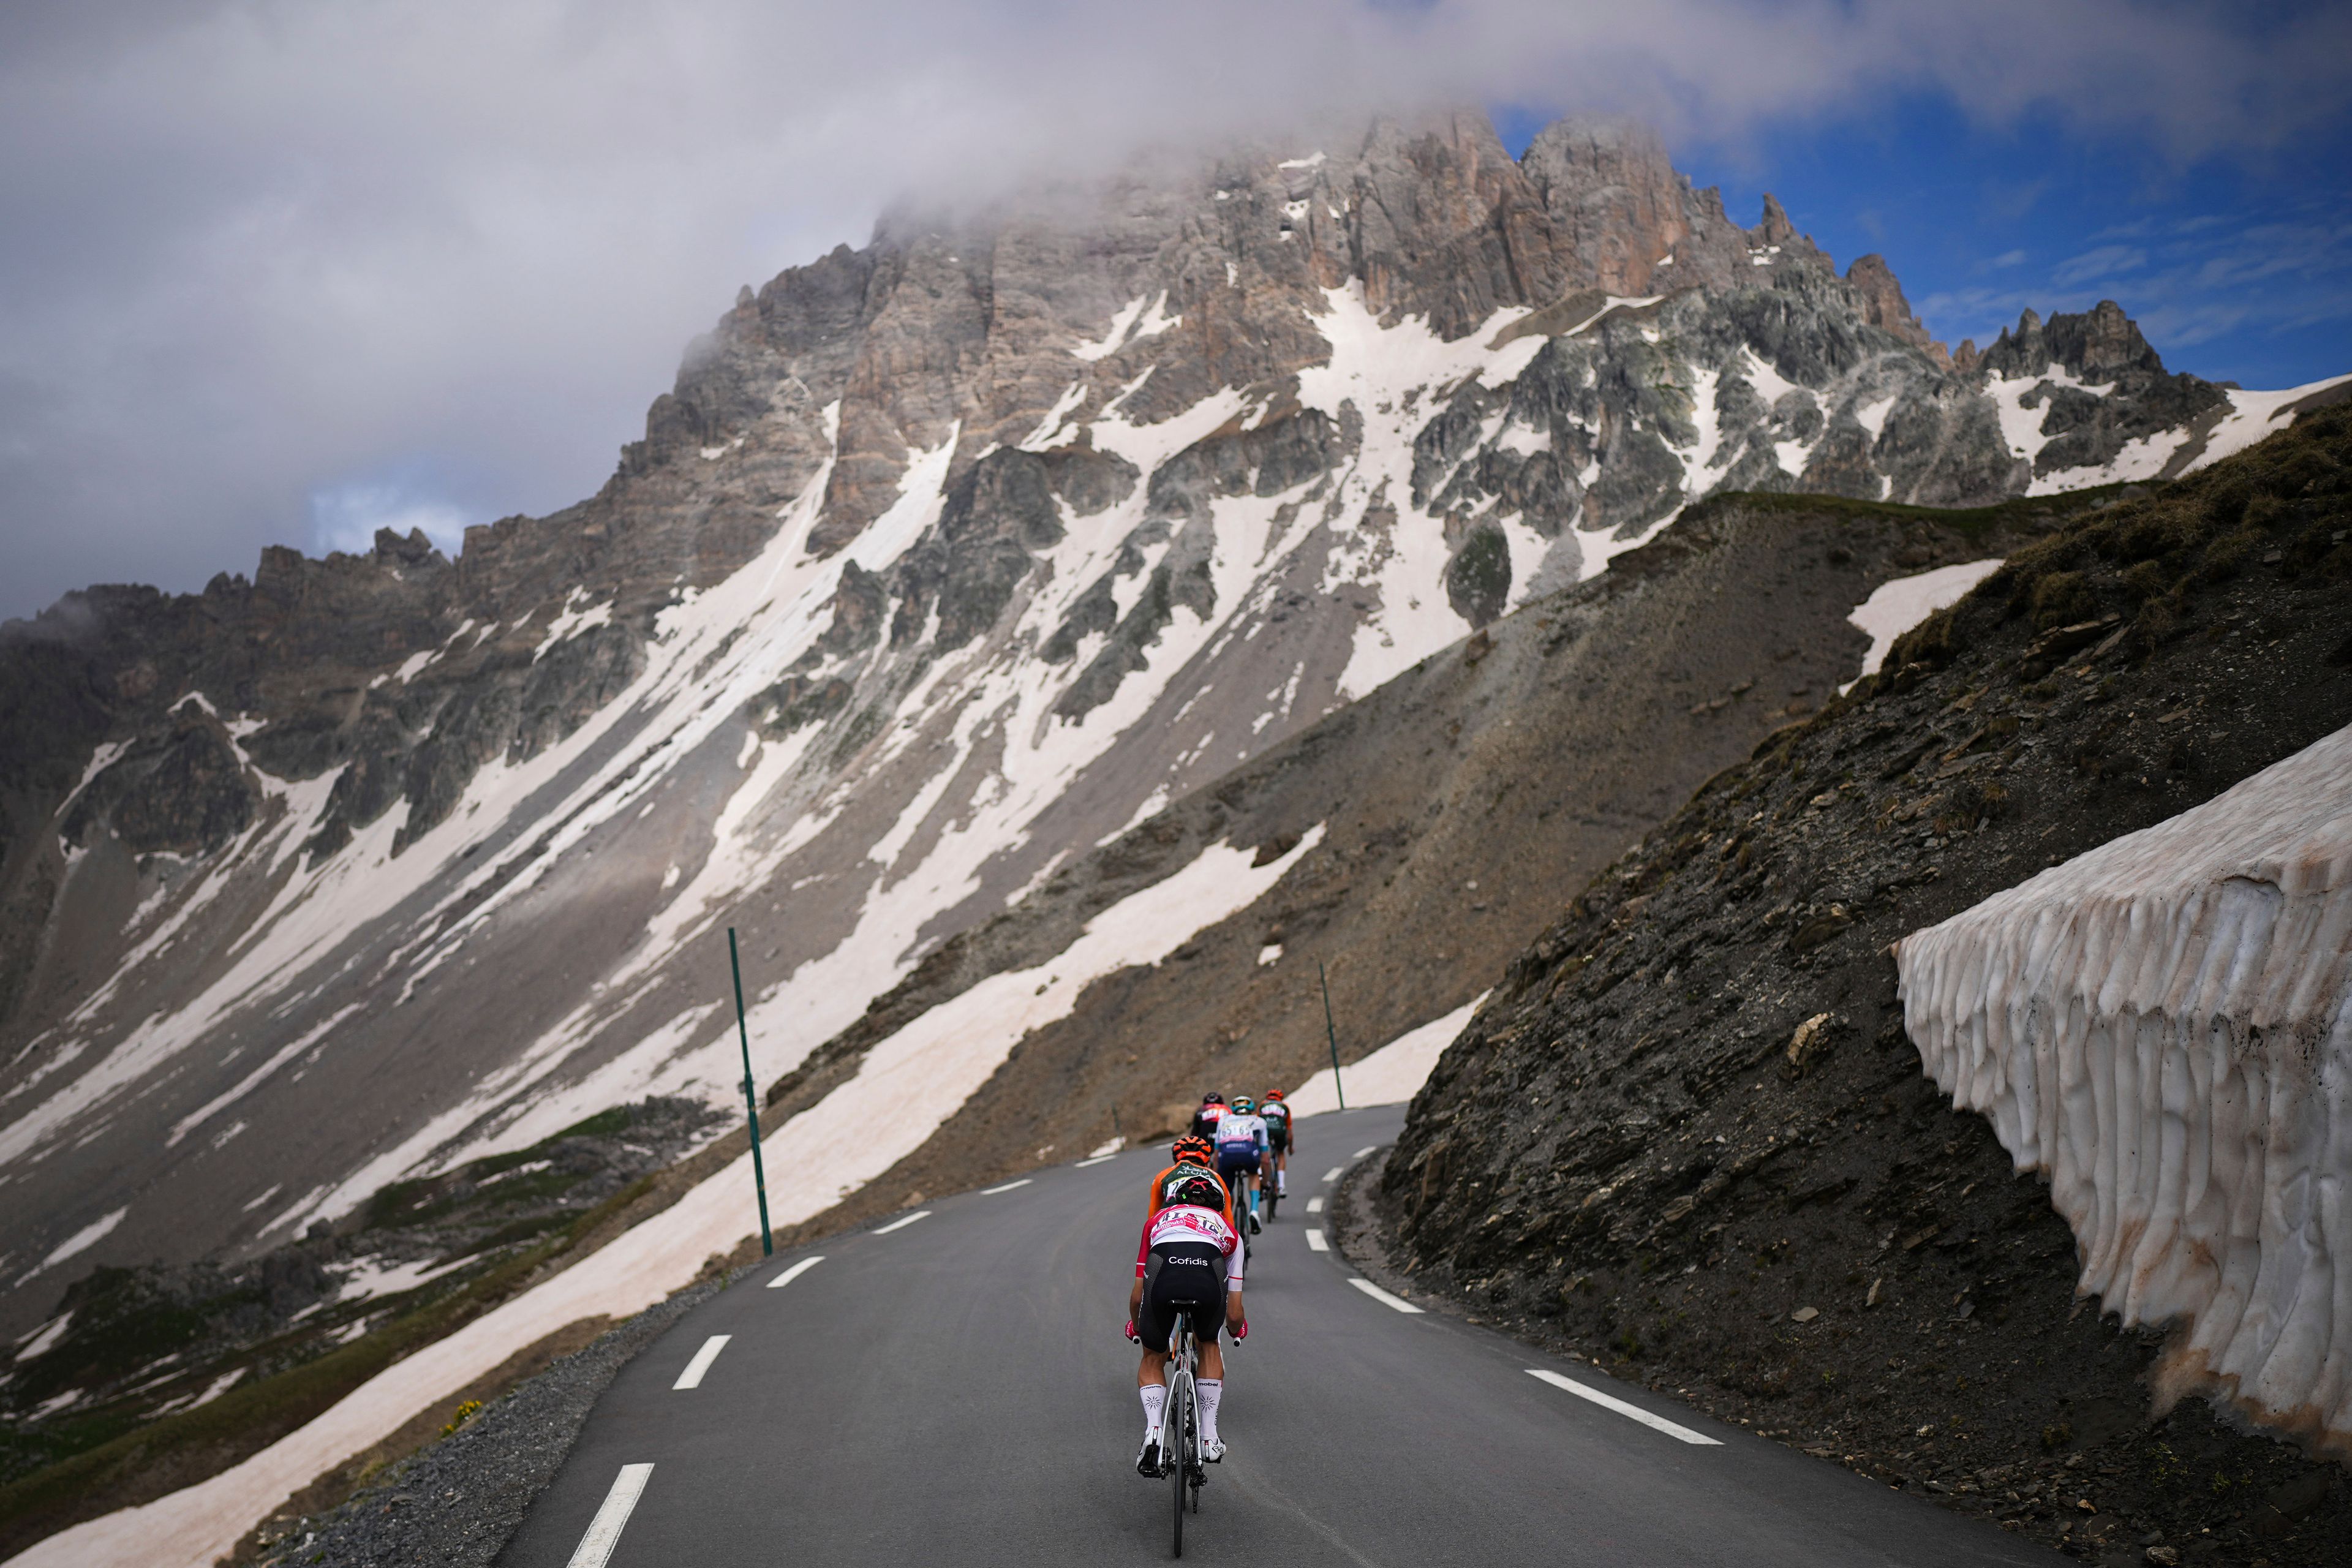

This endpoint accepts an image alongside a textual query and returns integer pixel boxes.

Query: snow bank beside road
[1287,993,1485,1117]
[3,831,1322,1568]
[1894,722,2352,1455]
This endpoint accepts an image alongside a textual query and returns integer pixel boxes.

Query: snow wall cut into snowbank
[1894,721,2352,1459]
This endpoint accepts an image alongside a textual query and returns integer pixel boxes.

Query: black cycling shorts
[1216,1150,1259,1187]
[1139,1242,1228,1352]
[1266,1123,1290,1153]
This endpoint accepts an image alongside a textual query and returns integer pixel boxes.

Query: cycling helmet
[1231,1095,1255,1114]
[1171,1134,1214,1165]
[1262,1089,1284,1102]
[1170,1172,1227,1210]
[1200,1091,1225,1105]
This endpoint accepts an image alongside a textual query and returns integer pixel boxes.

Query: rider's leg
[1195,1337,1226,1447]
[1136,1349,1169,1436]
[1276,1146,1287,1194]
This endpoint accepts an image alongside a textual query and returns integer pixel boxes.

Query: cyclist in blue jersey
[1214,1096,1270,1233]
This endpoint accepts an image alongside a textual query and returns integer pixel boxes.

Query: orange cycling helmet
[1263,1089,1284,1101]
[1171,1134,1214,1164]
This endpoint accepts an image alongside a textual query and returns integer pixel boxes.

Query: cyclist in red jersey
[1127,1167,1246,1472]
[1189,1091,1227,1141]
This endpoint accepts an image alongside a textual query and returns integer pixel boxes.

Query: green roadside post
[1319,959,1345,1112]
[728,927,775,1257]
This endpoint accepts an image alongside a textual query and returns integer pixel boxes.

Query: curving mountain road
[498,1107,2056,1566]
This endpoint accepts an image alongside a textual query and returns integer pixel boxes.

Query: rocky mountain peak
[1844,252,1948,366]
[1977,298,2168,384]
[1,110,2315,1428]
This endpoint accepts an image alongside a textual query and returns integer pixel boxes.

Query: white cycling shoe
[1202,1438,1226,1463]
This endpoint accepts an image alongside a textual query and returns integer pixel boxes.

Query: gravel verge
[252,1270,742,1567]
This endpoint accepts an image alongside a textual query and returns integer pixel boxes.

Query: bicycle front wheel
[1168,1366,1190,1556]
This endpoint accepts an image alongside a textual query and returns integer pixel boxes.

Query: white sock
[1139,1383,1166,1439]
[1196,1378,1223,1442]
[1278,1171,1287,1194]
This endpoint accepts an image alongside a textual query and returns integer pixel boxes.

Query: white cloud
[2054,243,2149,287]
[2,1,2346,619]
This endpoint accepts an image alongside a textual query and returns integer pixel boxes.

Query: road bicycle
[1158,1309,1208,1556]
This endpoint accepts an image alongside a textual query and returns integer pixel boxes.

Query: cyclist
[1189,1091,1228,1140]
[1259,1089,1293,1202]
[1215,1096,1270,1232]
[1128,1167,1246,1474]
[1147,1135,1231,1226]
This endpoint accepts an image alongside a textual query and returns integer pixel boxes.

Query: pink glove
[1125,1319,1140,1344]
[1229,1316,1248,1342]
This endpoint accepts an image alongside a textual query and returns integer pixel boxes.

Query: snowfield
[1896,721,2352,1455]
[4,831,1324,1568]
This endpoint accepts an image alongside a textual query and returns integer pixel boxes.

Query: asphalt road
[499,1106,2057,1566]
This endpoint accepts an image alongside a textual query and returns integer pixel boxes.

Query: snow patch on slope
[1843,559,2006,688]
[1286,992,1487,1117]
[1894,722,2352,1455]
[5,828,1324,1568]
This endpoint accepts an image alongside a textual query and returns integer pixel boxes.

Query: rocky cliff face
[0,110,2332,1355]
[1371,405,2352,1558]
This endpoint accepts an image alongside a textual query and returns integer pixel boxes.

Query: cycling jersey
[1135,1204,1245,1288]
[1144,1163,1234,1228]
[1261,1103,1291,1150]
[1214,1113,1267,1160]
[1191,1102,1227,1139]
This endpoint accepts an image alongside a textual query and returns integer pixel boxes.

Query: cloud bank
[2,0,2343,619]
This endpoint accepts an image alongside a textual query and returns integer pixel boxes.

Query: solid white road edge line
[1076,1153,1118,1167]
[766,1255,825,1289]
[1306,1230,1330,1253]
[1306,1196,1325,1213]
[873,1210,932,1234]
[672,1335,730,1390]
[982,1178,1033,1194]
[1352,1146,1376,1158]
[1347,1277,1423,1314]
[1321,1166,1342,1182]
[565,1461,653,1568]
[1526,1369,1724,1446]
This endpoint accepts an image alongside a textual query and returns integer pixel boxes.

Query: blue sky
[1498,97,2352,389]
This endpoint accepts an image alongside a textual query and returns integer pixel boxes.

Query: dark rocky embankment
[1368,405,2352,1564]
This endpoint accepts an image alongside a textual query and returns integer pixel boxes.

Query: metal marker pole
[728,928,774,1257]
[1319,959,1345,1112]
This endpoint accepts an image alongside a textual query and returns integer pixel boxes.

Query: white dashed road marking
[1306,1196,1324,1213]
[672,1335,729,1390]
[1352,1146,1376,1158]
[1321,1167,1342,1183]
[1306,1229,1330,1253]
[1347,1278,1423,1314]
[982,1178,1032,1194]
[873,1210,932,1235]
[1526,1369,1724,1446]
[565,1462,652,1568]
[1076,1153,1118,1167]
[766,1256,824,1289]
